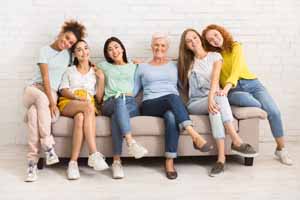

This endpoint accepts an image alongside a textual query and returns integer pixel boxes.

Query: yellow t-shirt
[220,42,256,88]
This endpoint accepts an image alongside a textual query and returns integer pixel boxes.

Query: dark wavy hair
[71,39,92,67]
[103,37,128,64]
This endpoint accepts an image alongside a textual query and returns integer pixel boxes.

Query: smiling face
[106,41,124,63]
[73,41,90,62]
[56,31,77,50]
[204,29,224,48]
[184,30,203,53]
[151,38,169,59]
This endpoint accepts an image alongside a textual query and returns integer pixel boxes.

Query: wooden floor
[0,141,299,200]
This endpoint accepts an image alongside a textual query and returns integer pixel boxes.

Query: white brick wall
[1,0,299,144]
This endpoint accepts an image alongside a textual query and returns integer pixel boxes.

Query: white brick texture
[0,0,299,144]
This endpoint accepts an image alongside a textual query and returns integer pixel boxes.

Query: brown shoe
[193,141,214,152]
[209,162,225,177]
[231,143,258,157]
[165,170,178,180]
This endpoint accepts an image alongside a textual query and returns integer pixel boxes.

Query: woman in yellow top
[202,24,292,165]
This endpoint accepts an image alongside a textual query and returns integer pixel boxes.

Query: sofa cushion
[52,116,112,137]
[132,115,238,136]
[231,106,267,120]
[131,116,165,136]
[52,115,238,137]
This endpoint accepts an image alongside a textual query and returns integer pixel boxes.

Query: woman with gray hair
[134,33,214,180]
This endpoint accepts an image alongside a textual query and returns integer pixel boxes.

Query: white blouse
[59,65,97,95]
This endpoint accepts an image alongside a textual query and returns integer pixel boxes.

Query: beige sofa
[37,105,267,169]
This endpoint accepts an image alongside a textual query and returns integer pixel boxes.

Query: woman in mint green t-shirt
[98,37,148,179]
[23,20,86,182]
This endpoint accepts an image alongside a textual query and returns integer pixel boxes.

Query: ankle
[192,134,204,142]
[125,134,134,144]
[232,139,242,147]
[113,159,121,164]
[165,159,174,170]
[217,157,226,164]
[113,156,121,162]
[89,151,98,156]
[127,139,136,146]
[113,157,121,162]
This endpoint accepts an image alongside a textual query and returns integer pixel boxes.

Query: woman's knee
[215,95,228,104]
[27,106,38,122]
[84,102,95,114]
[229,91,261,108]
[167,94,180,101]
[164,111,176,123]
[36,93,50,107]
[167,94,185,109]
[74,112,84,127]
[215,95,232,111]
[266,106,281,119]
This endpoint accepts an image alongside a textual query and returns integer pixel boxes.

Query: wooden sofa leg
[37,158,45,169]
[244,157,254,166]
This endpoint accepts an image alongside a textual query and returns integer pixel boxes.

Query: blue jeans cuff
[165,152,177,159]
[179,120,193,131]
[274,133,284,138]
[213,134,225,139]
[121,128,131,136]
[223,119,233,124]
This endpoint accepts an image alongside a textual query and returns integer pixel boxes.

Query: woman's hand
[208,96,220,114]
[74,95,87,101]
[49,101,59,119]
[216,89,228,96]
[217,83,232,96]
[92,65,105,80]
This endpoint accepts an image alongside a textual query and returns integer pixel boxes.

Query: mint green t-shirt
[29,45,70,91]
[98,61,137,101]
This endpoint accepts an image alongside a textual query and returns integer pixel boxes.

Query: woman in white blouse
[58,40,109,180]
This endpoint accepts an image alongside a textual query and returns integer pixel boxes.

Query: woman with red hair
[202,24,293,166]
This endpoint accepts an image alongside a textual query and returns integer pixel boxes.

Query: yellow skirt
[58,89,99,115]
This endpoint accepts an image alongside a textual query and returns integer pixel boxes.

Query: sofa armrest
[231,106,267,120]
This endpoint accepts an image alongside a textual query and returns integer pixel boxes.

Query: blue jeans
[228,79,284,138]
[102,96,140,155]
[142,94,192,158]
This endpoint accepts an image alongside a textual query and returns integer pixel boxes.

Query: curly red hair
[202,24,234,53]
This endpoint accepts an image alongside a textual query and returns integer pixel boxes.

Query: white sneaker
[88,152,109,171]
[275,148,293,165]
[112,160,124,179]
[25,161,38,182]
[67,161,80,180]
[45,147,59,165]
[128,140,148,159]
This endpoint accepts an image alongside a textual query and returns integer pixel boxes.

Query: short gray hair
[151,32,170,46]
